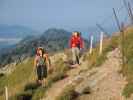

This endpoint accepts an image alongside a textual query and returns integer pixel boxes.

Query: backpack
[76,37,81,49]
[38,56,46,66]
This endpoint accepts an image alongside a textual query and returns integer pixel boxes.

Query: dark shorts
[37,65,47,80]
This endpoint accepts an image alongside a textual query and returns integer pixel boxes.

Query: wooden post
[99,32,103,55]
[5,86,8,100]
[89,35,93,54]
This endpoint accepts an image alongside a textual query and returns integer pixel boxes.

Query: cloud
[0,38,21,44]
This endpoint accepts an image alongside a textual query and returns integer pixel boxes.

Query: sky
[0,0,132,33]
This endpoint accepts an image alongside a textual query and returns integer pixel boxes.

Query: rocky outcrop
[0,57,30,75]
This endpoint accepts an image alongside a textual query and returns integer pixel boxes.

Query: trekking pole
[5,86,8,100]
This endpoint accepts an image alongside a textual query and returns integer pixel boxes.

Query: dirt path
[77,48,127,100]
[41,54,88,100]
[42,77,70,100]
[42,48,128,100]
[42,67,86,100]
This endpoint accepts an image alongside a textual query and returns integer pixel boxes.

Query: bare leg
[42,78,47,87]
[72,48,76,65]
[37,80,42,85]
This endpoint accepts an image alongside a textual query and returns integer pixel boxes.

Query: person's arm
[44,54,51,70]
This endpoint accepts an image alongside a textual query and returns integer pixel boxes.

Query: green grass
[121,27,133,98]
[0,53,70,100]
[56,85,78,100]
[32,86,47,100]
[0,58,34,100]
[123,82,133,98]
[83,35,119,69]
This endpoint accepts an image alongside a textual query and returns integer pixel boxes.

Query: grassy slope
[0,58,34,100]
[0,54,69,100]
[121,27,133,98]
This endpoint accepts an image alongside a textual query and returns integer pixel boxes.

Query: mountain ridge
[0,28,89,67]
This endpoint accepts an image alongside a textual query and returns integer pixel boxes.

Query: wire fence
[89,0,133,48]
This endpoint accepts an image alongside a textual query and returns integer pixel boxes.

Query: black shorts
[37,65,47,80]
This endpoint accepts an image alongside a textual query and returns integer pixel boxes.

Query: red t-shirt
[69,36,83,48]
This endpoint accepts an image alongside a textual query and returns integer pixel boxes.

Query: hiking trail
[42,48,130,100]
[76,48,128,100]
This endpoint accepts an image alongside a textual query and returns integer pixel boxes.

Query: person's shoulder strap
[44,54,49,58]
[43,54,48,60]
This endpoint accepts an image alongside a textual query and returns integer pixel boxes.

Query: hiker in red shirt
[69,31,84,65]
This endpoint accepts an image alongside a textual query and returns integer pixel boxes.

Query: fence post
[99,32,103,55]
[5,86,8,100]
[89,35,93,54]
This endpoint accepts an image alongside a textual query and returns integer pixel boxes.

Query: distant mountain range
[0,24,41,49]
[0,24,40,38]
